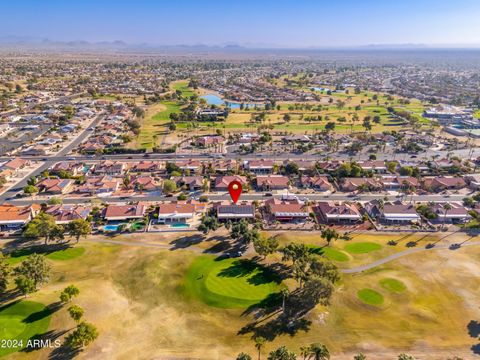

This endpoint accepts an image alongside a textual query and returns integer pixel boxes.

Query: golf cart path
[342,240,480,273]
[85,238,480,274]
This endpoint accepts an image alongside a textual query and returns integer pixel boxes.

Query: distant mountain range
[0,36,479,51]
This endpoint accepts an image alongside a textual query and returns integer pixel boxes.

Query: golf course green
[0,301,52,356]
[185,255,283,308]
[357,288,385,305]
[380,278,407,293]
[344,242,382,254]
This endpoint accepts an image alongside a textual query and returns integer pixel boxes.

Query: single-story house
[423,176,466,192]
[45,205,91,224]
[300,176,333,192]
[216,204,255,221]
[314,201,362,224]
[0,204,39,230]
[36,178,74,194]
[244,160,275,174]
[214,175,248,191]
[266,198,309,222]
[340,178,381,192]
[103,203,146,221]
[157,203,195,224]
[431,202,471,224]
[256,175,289,191]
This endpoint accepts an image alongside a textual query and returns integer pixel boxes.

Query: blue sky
[1,0,479,47]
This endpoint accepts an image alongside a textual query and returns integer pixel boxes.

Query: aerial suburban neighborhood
[0,1,480,360]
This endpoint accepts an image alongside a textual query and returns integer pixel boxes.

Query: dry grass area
[2,231,480,359]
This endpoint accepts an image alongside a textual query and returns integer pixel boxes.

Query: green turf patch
[45,247,85,261]
[357,288,384,306]
[308,245,349,262]
[0,301,52,356]
[184,255,283,308]
[344,242,382,254]
[7,246,85,265]
[379,278,407,293]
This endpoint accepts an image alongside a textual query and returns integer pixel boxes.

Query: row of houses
[0,199,472,233]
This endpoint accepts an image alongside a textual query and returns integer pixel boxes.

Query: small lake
[200,94,264,109]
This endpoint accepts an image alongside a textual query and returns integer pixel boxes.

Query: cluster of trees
[3,253,52,297]
[23,213,91,245]
[198,214,220,235]
[229,219,260,245]
[60,285,99,350]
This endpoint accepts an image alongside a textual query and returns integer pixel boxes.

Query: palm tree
[443,203,452,229]
[280,288,289,313]
[300,346,311,360]
[321,228,339,247]
[353,354,367,360]
[307,343,330,360]
[237,353,253,360]
[254,336,266,360]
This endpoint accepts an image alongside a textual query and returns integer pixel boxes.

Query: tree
[321,228,339,246]
[324,122,336,132]
[353,354,367,360]
[267,346,297,360]
[14,254,50,289]
[237,353,253,360]
[162,179,177,194]
[123,173,131,189]
[253,236,279,259]
[23,184,38,195]
[281,288,289,313]
[397,355,415,360]
[15,275,35,297]
[68,305,84,323]
[0,254,10,294]
[282,243,310,264]
[60,284,80,303]
[67,219,91,243]
[197,215,220,235]
[230,219,259,244]
[306,343,330,360]
[308,257,340,284]
[442,203,452,228]
[48,197,62,205]
[301,276,335,306]
[23,212,64,245]
[65,322,99,349]
[254,336,266,360]
[284,162,299,175]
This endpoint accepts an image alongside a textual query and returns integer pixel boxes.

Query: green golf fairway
[46,247,85,260]
[308,245,350,262]
[0,301,52,357]
[185,255,282,308]
[7,246,85,264]
[344,242,382,254]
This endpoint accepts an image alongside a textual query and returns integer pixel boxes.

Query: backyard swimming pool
[103,224,122,231]
[170,223,190,229]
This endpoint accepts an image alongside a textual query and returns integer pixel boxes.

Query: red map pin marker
[228,180,242,204]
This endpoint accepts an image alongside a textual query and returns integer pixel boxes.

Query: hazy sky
[1,0,479,47]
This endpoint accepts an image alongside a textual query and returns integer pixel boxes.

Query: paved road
[0,113,105,203]
[0,145,479,163]
[5,191,469,205]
